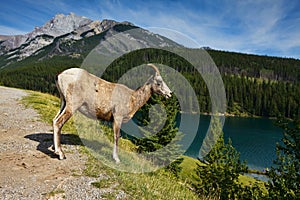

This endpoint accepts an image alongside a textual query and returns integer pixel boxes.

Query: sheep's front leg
[113,117,122,163]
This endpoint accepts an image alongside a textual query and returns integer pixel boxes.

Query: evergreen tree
[194,118,250,199]
[267,118,300,199]
[132,94,184,168]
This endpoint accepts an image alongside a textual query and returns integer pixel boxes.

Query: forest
[0,46,299,120]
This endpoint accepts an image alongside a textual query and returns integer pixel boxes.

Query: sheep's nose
[166,92,172,99]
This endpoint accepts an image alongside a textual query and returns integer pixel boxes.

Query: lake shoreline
[183,114,283,175]
[180,111,278,120]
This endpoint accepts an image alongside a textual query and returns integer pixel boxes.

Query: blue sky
[1,0,300,59]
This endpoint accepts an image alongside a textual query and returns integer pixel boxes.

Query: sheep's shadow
[25,133,83,159]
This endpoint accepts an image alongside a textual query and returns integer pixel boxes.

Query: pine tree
[194,118,249,199]
[133,94,184,168]
[267,118,300,199]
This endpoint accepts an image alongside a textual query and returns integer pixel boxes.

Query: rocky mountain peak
[0,13,179,65]
[0,13,131,59]
[0,13,91,52]
[40,13,92,37]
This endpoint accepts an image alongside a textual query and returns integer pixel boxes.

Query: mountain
[1,13,89,52]
[0,13,179,68]
[0,13,129,65]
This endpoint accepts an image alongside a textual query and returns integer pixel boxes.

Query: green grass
[238,174,268,194]
[179,155,268,195]
[179,155,202,185]
[21,90,202,199]
[21,90,75,133]
[85,156,202,200]
[21,89,269,199]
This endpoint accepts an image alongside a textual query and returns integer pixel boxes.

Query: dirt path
[0,86,122,200]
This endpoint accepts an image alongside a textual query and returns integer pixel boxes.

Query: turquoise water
[122,113,283,171]
[182,114,283,171]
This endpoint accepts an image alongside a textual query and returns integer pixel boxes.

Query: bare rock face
[72,19,119,38]
[1,13,88,51]
[41,13,92,37]
[0,13,123,59]
[0,35,28,52]
[0,13,179,66]
[0,35,12,41]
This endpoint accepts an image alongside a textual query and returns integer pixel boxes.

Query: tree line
[102,48,300,119]
[208,49,300,82]
[0,46,299,119]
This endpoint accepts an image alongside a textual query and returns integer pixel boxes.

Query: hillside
[0,86,202,199]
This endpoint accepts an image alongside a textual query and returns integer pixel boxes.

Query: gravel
[0,86,126,200]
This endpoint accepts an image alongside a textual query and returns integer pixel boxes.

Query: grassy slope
[21,90,201,199]
[179,156,266,192]
[21,89,266,199]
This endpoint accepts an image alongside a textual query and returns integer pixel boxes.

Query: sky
[1,0,300,59]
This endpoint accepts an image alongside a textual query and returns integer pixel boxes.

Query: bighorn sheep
[53,64,172,163]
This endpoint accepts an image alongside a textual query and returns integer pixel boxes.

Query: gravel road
[0,86,124,200]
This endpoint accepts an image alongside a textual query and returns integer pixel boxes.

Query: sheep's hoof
[113,156,120,164]
[59,155,66,160]
[55,151,66,160]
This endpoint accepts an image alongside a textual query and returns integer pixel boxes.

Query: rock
[0,13,131,61]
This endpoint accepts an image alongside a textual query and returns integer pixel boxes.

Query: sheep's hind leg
[53,107,72,160]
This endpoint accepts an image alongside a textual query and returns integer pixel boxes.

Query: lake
[122,113,283,171]
[182,114,283,171]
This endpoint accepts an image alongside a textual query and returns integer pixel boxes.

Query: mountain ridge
[0,13,134,62]
[0,13,181,68]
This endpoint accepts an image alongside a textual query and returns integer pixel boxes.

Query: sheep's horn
[147,63,160,75]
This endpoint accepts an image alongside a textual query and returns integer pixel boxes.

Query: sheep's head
[147,64,172,99]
